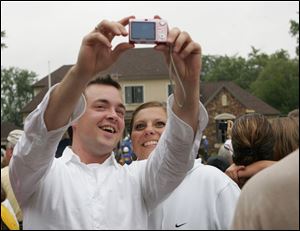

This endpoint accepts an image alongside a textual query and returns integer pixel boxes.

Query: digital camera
[129,19,168,44]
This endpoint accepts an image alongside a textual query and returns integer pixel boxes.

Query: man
[1,129,24,227]
[9,16,207,229]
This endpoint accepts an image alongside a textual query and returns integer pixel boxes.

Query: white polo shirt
[148,159,240,229]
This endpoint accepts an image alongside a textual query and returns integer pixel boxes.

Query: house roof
[200,81,280,116]
[21,48,280,116]
[22,48,169,114]
[33,48,168,88]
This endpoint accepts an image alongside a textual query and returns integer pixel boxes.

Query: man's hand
[73,16,135,80]
[154,16,201,133]
[154,17,201,85]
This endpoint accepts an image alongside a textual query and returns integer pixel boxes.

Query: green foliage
[202,55,251,89]
[202,47,299,114]
[1,67,37,126]
[202,52,263,90]
[289,16,299,57]
[1,30,7,48]
[250,52,299,115]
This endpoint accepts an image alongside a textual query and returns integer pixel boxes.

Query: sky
[1,1,299,79]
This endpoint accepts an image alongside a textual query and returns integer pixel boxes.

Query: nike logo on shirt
[175,222,187,228]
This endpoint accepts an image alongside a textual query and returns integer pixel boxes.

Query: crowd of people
[1,15,299,230]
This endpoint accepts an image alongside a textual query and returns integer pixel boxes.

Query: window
[125,86,144,104]
[221,94,228,106]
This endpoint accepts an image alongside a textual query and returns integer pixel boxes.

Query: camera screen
[131,22,155,40]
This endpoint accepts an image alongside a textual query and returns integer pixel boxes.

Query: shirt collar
[60,146,120,168]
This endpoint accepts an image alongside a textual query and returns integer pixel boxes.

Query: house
[200,81,280,154]
[21,48,172,134]
[21,48,280,154]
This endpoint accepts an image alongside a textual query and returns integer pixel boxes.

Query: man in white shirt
[9,16,207,229]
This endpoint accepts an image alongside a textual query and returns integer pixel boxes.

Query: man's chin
[97,141,118,153]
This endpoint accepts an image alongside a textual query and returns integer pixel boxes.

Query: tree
[202,54,255,90]
[289,14,299,57]
[250,51,299,115]
[1,30,7,48]
[1,67,36,126]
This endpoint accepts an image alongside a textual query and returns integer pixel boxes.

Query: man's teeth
[143,141,158,147]
[101,126,116,133]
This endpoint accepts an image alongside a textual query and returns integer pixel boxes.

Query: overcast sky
[1,1,299,79]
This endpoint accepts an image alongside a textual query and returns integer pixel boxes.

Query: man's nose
[106,109,118,121]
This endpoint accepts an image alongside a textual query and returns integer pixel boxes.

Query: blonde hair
[271,117,299,161]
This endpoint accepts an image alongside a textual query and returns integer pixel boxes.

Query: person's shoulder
[178,163,239,196]
[188,161,233,183]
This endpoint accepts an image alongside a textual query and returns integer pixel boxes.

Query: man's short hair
[87,74,121,90]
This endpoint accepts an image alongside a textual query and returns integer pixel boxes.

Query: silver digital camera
[129,18,168,44]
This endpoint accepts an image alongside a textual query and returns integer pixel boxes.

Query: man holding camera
[9,16,207,229]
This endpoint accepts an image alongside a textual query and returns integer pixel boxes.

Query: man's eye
[117,110,125,117]
[95,106,105,111]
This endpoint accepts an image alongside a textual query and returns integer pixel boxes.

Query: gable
[201,81,280,116]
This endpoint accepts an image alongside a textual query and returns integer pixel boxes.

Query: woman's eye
[155,121,166,128]
[134,124,146,131]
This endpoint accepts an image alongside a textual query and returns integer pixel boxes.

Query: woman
[226,115,299,187]
[130,101,240,230]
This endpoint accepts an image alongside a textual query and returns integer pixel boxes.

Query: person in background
[1,148,5,168]
[119,134,136,165]
[9,16,203,229]
[1,183,19,230]
[130,101,240,230]
[201,135,209,161]
[223,119,234,158]
[231,149,299,230]
[225,113,275,188]
[271,116,299,161]
[218,143,233,166]
[1,129,24,228]
[226,113,299,188]
[206,155,230,172]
